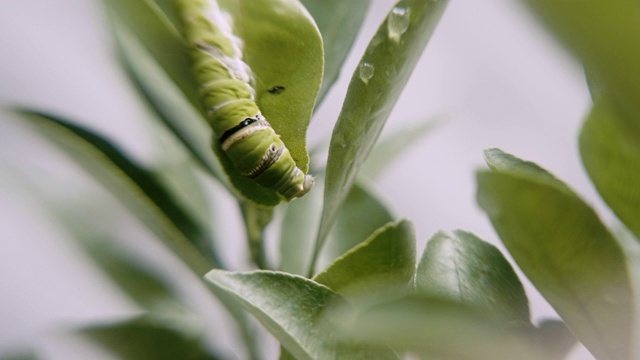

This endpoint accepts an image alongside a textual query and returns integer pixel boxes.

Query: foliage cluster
[5,1,640,359]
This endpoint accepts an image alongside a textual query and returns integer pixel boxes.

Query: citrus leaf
[15,109,216,274]
[204,270,396,359]
[319,181,394,271]
[332,294,550,360]
[477,149,633,360]
[315,0,449,268]
[415,230,530,324]
[523,0,640,129]
[81,317,219,360]
[222,0,324,174]
[300,0,372,105]
[314,220,415,301]
[580,103,640,242]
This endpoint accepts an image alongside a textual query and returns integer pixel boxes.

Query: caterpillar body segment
[179,0,314,201]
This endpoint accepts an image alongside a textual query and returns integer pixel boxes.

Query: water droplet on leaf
[359,63,375,84]
[388,6,410,42]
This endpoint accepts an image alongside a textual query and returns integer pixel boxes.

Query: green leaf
[332,295,550,360]
[15,109,216,274]
[81,317,218,360]
[522,0,640,129]
[205,270,337,360]
[415,230,530,324]
[320,181,394,271]
[360,119,438,180]
[580,103,640,242]
[104,0,200,110]
[315,0,449,268]
[222,0,324,174]
[314,220,415,301]
[477,149,633,360]
[205,270,395,359]
[300,0,372,105]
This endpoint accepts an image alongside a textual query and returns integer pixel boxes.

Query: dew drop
[359,63,375,84]
[387,6,410,42]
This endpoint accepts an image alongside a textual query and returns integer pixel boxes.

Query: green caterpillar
[179,0,314,201]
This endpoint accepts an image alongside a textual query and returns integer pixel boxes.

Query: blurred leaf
[319,181,394,271]
[108,0,282,206]
[151,160,213,237]
[580,103,640,242]
[81,237,177,310]
[221,0,324,174]
[300,0,372,105]
[530,319,578,360]
[415,230,530,324]
[279,177,325,275]
[205,270,396,359]
[15,109,216,274]
[332,294,549,360]
[153,0,182,32]
[113,22,225,184]
[0,350,38,360]
[239,201,274,269]
[315,0,449,269]
[361,119,438,180]
[314,220,415,301]
[477,149,633,360]
[82,317,218,360]
[522,0,640,132]
[104,0,200,110]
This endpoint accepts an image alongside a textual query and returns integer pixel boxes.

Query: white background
[0,0,602,359]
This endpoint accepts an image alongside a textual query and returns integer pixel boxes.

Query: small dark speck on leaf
[268,85,285,95]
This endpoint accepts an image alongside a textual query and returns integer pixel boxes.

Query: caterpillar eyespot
[179,0,313,201]
[268,85,286,95]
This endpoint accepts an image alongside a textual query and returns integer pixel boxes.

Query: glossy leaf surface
[416,230,530,324]
[205,270,395,359]
[477,149,633,360]
[314,220,415,301]
[317,0,449,260]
